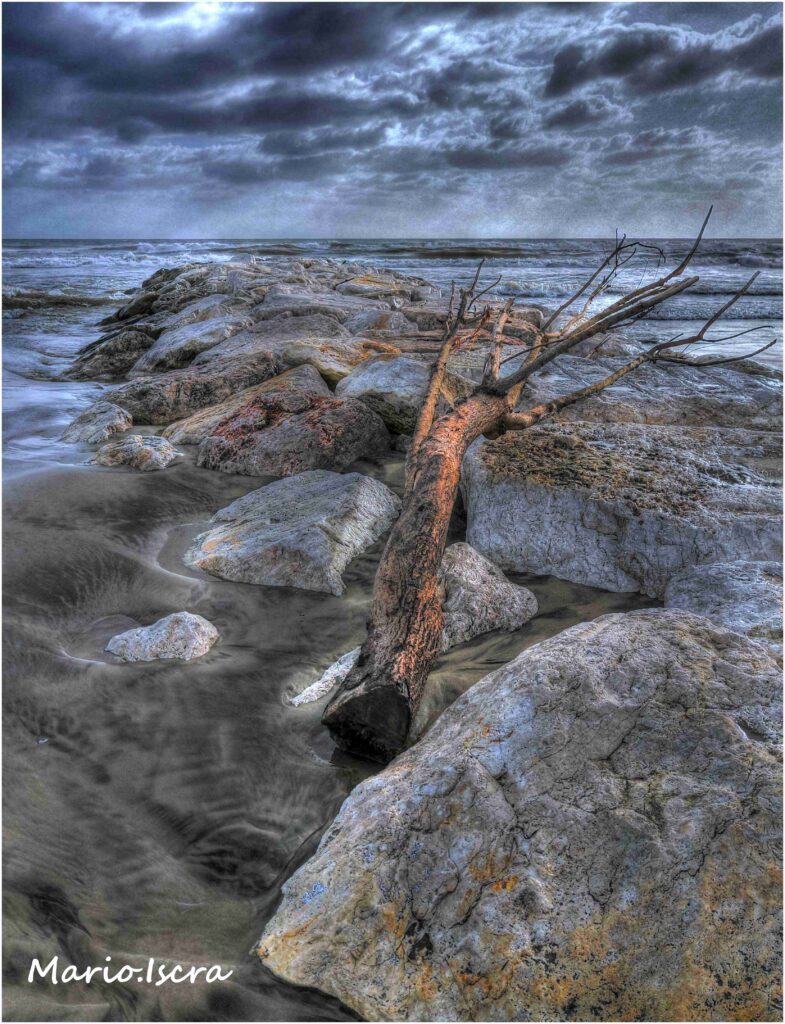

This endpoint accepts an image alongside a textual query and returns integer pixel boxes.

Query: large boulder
[514,355,782,431]
[132,311,256,372]
[463,423,782,597]
[335,355,472,433]
[664,561,783,641]
[257,609,782,1022]
[61,401,132,444]
[186,470,401,595]
[191,312,350,365]
[196,378,390,478]
[162,365,329,445]
[66,329,155,380]
[290,543,538,706]
[108,353,284,425]
[92,434,180,471]
[106,611,218,662]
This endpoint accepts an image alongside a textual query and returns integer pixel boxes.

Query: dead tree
[322,209,775,762]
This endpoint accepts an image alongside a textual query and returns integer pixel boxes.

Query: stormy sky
[3,1,782,238]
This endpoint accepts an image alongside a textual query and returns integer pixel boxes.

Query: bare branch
[482,298,515,384]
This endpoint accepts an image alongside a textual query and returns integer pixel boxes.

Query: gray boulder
[511,355,782,431]
[191,312,350,364]
[108,353,284,425]
[664,560,783,641]
[196,381,390,478]
[162,365,329,445]
[62,401,132,444]
[132,311,255,372]
[343,309,417,335]
[66,329,155,379]
[336,355,472,433]
[92,434,180,472]
[106,611,218,661]
[187,470,401,595]
[463,422,782,597]
[257,609,782,1022]
[439,542,538,649]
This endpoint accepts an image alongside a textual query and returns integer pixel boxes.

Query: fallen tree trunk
[322,392,510,760]
[323,209,775,762]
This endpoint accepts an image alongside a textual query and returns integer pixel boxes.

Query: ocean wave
[2,287,118,310]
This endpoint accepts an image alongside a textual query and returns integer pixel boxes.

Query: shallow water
[5,237,764,1021]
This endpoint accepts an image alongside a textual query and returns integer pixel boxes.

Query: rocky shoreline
[62,254,782,1021]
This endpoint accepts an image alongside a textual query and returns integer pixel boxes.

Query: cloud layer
[3,1,782,237]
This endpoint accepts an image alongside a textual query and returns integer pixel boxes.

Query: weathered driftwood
[322,210,776,761]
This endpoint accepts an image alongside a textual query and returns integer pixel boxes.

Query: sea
[2,238,781,1021]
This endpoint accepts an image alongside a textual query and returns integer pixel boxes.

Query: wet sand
[4,437,654,1020]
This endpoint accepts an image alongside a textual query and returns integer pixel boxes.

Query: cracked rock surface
[257,609,782,1022]
[664,560,783,641]
[186,469,401,595]
[463,422,782,597]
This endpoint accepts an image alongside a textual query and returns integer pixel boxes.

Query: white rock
[106,612,219,662]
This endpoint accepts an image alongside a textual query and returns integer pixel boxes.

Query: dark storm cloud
[2,2,782,236]
[546,16,782,96]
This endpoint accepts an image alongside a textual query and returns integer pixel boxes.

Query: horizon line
[3,235,782,243]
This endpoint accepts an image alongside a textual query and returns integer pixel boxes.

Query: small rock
[291,648,361,707]
[62,401,132,444]
[664,560,783,640]
[92,434,180,471]
[187,470,401,595]
[439,542,538,649]
[66,329,155,380]
[106,611,219,661]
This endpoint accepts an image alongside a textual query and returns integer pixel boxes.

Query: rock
[255,283,389,323]
[106,611,218,661]
[511,355,782,431]
[343,310,417,335]
[257,609,782,1023]
[463,422,782,597]
[92,434,180,472]
[335,355,472,433]
[66,329,155,379]
[280,338,402,385]
[163,365,329,445]
[439,542,538,649]
[187,470,401,595]
[335,272,432,301]
[290,543,537,705]
[291,648,362,707]
[664,561,783,641]
[61,401,133,444]
[132,311,255,372]
[191,313,350,366]
[196,378,390,478]
[108,353,284,425]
